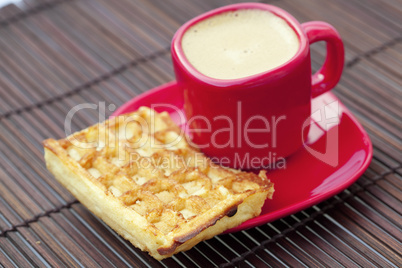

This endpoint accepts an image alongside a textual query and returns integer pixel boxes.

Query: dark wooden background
[0,0,401,267]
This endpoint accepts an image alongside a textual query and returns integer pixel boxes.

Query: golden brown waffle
[43,107,274,260]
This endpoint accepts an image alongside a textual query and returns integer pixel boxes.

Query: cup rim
[171,2,309,88]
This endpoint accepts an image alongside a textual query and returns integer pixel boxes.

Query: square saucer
[112,81,372,232]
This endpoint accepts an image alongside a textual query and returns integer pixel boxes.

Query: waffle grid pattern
[43,107,274,259]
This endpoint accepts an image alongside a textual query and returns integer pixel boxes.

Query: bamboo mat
[0,0,401,267]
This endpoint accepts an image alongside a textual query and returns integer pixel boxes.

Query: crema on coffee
[181,9,300,80]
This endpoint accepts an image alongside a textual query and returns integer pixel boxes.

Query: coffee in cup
[171,3,344,169]
[181,9,299,79]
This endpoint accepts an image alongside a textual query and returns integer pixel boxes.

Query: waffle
[43,107,274,260]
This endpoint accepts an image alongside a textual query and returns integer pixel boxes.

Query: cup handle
[302,21,344,98]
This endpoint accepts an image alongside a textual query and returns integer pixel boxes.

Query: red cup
[171,3,344,169]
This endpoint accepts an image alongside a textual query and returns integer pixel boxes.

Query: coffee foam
[182,9,300,80]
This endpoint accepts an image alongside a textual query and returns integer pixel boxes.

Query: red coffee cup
[171,3,344,169]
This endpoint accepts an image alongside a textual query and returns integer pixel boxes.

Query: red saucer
[112,81,372,233]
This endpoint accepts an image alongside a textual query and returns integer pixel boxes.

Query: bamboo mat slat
[0,53,176,231]
[0,0,401,267]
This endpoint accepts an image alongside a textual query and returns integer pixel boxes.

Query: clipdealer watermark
[64,101,340,170]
